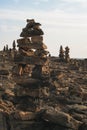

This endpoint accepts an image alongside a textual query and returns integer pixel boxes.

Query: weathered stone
[14,78,40,87]
[65,46,70,62]
[15,87,40,97]
[42,109,81,129]
[14,55,47,65]
[66,104,87,115]
[72,112,86,121]
[31,36,43,43]
[0,100,15,114]
[68,85,83,98]
[59,45,65,62]
[15,86,50,98]
[18,42,47,49]
[78,123,87,130]
[0,70,9,75]
[9,120,46,130]
[17,38,31,44]
[0,112,7,130]
[13,111,36,120]
[20,28,44,37]
[20,49,34,56]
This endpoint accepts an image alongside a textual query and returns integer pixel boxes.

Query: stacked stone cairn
[59,45,65,62]
[13,19,50,121]
[65,46,70,62]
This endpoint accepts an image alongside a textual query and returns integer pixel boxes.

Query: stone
[59,45,65,62]
[14,55,47,65]
[78,123,87,130]
[20,28,44,37]
[42,108,81,129]
[14,78,40,87]
[0,112,7,130]
[65,46,70,62]
[15,87,40,97]
[17,38,31,44]
[34,49,49,57]
[18,42,47,49]
[13,111,36,121]
[20,49,34,56]
[0,70,9,75]
[31,36,43,43]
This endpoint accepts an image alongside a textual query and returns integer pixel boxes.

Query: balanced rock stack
[15,19,49,78]
[13,19,50,120]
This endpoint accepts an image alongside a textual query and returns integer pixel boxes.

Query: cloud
[33,0,49,5]
[0,24,20,32]
[35,0,49,2]
[0,24,8,32]
[61,0,87,12]
[13,0,20,3]
[34,0,49,3]
[63,0,87,7]
[63,0,87,3]
[0,8,87,27]
[0,9,26,21]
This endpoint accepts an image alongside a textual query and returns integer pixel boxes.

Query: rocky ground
[0,56,87,130]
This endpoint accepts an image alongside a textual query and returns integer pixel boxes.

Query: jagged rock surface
[0,56,87,130]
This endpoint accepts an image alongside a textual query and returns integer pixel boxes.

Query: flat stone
[20,28,44,37]
[14,78,41,87]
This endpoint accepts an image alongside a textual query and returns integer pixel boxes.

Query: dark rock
[78,123,87,130]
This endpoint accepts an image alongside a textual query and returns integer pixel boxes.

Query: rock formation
[59,45,65,62]
[59,45,70,62]
[12,40,16,51]
[13,19,50,121]
[65,46,70,62]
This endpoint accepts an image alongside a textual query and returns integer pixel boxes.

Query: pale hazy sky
[0,0,87,58]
